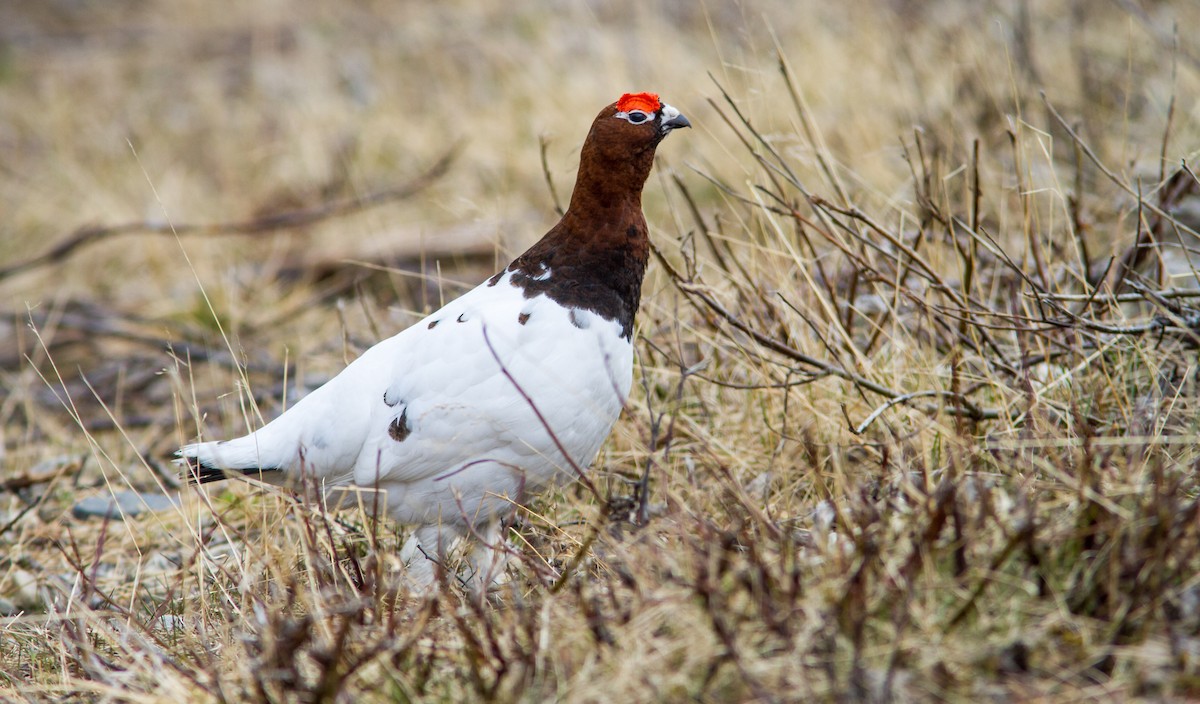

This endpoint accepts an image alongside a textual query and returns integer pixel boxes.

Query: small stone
[4,568,40,611]
[812,500,837,536]
[157,615,186,633]
[744,471,773,501]
[143,552,181,573]
[851,294,889,317]
[72,491,180,520]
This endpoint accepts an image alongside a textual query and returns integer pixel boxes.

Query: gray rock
[3,568,40,612]
[157,614,186,632]
[72,491,180,520]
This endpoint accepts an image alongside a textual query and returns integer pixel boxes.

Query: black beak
[658,102,690,136]
[664,113,691,131]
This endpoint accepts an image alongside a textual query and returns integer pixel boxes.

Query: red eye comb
[617,92,661,114]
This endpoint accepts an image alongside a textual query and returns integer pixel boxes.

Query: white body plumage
[180,271,631,584]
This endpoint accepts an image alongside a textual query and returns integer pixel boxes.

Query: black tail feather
[180,456,281,484]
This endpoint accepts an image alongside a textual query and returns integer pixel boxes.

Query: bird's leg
[463,518,511,594]
[399,523,462,591]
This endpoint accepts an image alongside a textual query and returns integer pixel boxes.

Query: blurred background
[3,0,1193,295]
[1,0,1198,486]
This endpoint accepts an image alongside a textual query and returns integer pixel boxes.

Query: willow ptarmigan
[179,93,690,589]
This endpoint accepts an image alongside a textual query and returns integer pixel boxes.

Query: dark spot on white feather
[428,319,439,329]
[388,408,411,442]
[457,313,468,323]
[569,309,590,329]
[383,390,401,407]
[487,271,504,287]
[518,312,530,325]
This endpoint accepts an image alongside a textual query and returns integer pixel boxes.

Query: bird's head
[576,92,690,192]
[612,91,690,141]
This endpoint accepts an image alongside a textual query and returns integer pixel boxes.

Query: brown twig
[650,242,1004,423]
[538,135,565,217]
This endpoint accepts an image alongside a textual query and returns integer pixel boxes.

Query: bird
[178,92,690,590]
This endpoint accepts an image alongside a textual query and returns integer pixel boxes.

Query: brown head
[507,92,689,339]
[568,92,692,212]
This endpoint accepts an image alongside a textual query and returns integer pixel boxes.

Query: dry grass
[3,0,1200,701]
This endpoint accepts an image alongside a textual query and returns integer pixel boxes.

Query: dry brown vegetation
[3,0,1200,701]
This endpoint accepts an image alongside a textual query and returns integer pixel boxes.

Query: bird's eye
[626,111,649,124]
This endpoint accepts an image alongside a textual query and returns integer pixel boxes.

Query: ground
[2,0,1200,701]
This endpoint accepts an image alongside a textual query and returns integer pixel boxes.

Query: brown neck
[500,148,655,340]
[564,139,656,216]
